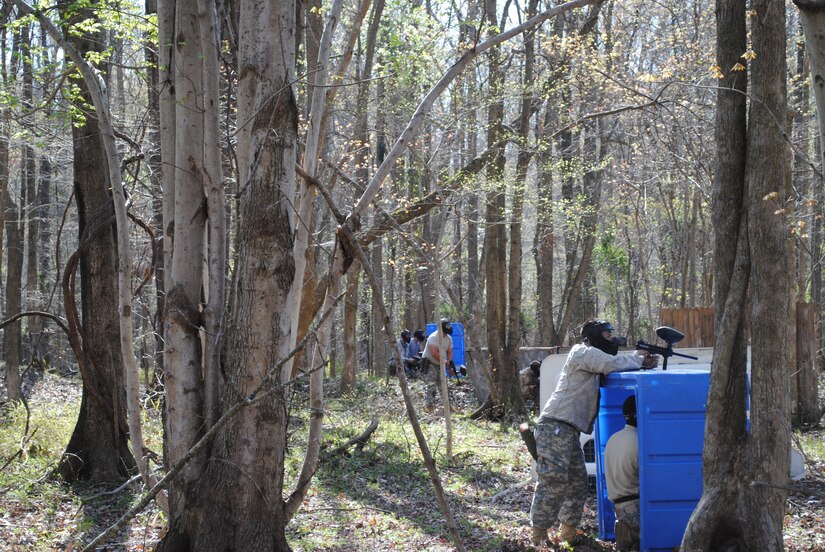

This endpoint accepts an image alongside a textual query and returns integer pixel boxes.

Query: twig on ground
[490,478,533,503]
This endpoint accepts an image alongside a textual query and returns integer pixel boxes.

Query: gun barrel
[672,351,699,360]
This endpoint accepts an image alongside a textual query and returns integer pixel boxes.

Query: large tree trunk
[21,22,41,361]
[56,4,136,481]
[534,11,568,347]
[159,0,298,548]
[199,0,227,432]
[4,162,23,404]
[483,0,515,416]
[3,22,26,404]
[503,0,540,415]
[682,1,791,549]
[795,0,825,373]
[534,104,555,345]
[0,4,10,275]
[143,0,165,387]
[160,0,207,522]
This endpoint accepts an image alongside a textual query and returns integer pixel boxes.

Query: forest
[1,0,825,550]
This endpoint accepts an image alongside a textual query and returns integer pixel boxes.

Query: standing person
[604,395,640,552]
[529,319,657,546]
[406,329,426,377]
[393,329,411,376]
[421,319,454,409]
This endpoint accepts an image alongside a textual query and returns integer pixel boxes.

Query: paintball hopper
[656,326,685,346]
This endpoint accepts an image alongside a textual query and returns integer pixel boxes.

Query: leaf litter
[0,369,823,550]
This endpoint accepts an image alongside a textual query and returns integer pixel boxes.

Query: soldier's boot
[558,523,577,543]
[530,526,549,546]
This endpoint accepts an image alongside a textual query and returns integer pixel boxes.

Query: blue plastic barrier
[595,369,710,551]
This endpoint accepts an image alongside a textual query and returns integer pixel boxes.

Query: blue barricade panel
[595,369,710,552]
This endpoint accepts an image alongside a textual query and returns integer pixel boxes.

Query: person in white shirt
[421,319,453,409]
[605,394,641,552]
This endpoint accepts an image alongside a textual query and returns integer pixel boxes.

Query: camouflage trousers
[614,499,640,551]
[529,420,588,529]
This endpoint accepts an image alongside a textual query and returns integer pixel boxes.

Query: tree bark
[159,0,298,548]
[795,0,825,370]
[3,19,25,404]
[21,22,41,359]
[198,0,227,433]
[503,0,540,416]
[56,1,135,483]
[161,0,207,520]
[683,0,791,548]
[13,0,158,502]
[144,0,165,387]
[3,161,23,404]
[483,0,512,418]
[341,258,361,395]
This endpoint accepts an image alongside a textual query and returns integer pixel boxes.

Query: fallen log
[325,420,379,458]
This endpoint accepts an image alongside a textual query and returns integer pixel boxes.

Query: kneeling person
[605,395,640,552]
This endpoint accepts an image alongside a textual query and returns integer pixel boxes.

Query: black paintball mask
[582,319,627,356]
[413,329,426,341]
[401,329,411,344]
[622,395,637,427]
[440,319,453,335]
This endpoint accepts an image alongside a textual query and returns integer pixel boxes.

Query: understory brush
[0,371,823,551]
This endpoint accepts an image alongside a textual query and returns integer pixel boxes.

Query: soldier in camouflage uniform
[529,320,657,546]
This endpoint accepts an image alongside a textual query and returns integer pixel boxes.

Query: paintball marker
[635,326,698,371]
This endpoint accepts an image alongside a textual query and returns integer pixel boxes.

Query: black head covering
[581,319,623,355]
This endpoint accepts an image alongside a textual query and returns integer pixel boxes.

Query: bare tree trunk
[483,0,511,417]
[4,167,23,403]
[21,28,40,358]
[341,258,361,394]
[199,0,227,432]
[56,1,135,482]
[3,19,26,403]
[535,104,555,345]
[795,0,825,369]
[371,240,388,375]
[144,0,165,386]
[796,303,821,424]
[161,0,207,520]
[0,4,10,276]
[160,0,297,547]
[504,0,539,415]
[683,1,791,548]
[36,152,51,353]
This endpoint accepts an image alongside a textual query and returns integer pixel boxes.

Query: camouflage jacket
[537,344,642,433]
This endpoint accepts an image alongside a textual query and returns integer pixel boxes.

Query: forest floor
[0,367,824,551]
